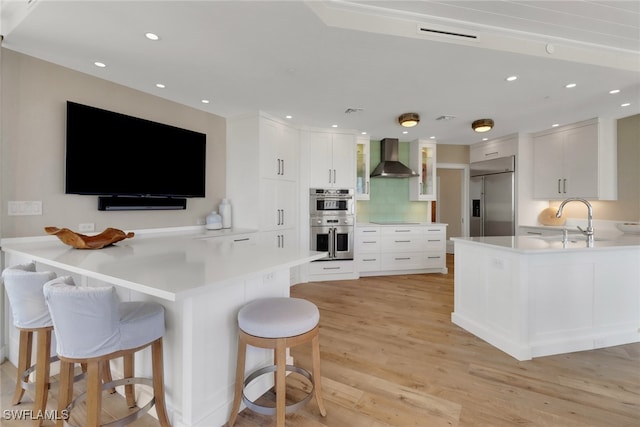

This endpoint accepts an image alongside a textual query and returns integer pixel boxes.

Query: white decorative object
[219,198,232,229]
[206,211,222,230]
[616,222,640,234]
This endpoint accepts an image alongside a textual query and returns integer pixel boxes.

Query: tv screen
[65,101,206,198]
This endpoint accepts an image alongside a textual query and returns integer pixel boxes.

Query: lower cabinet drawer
[381,253,427,270]
[309,260,355,275]
[424,252,445,268]
[356,254,381,272]
[381,235,424,252]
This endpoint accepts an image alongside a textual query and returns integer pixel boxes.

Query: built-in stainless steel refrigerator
[470,156,515,237]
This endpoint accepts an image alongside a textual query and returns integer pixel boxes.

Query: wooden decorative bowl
[45,226,135,249]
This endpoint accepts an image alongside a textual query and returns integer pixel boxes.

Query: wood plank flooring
[2,255,639,426]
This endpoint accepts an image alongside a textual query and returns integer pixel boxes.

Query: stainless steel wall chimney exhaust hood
[370,138,419,178]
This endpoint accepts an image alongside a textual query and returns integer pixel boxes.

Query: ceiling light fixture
[94,61,106,68]
[565,83,577,88]
[145,32,159,41]
[155,83,165,89]
[472,118,494,133]
[398,112,419,127]
[609,89,620,94]
[505,75,518,82]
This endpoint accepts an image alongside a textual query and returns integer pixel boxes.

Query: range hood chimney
[370,138,418,178]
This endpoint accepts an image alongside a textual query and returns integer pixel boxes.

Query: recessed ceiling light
[155,83,165,89]
[285,115,292,119]
[201,99,210,104]
[331,124,338,128]
[145,32,159,41]
[552,123,560,127]
[482,138,488,141]
[609,89,620,94]
[94,61,106,68]
[505,75,518,82]
[621,103,631,107]
[402,131,408,134]
[361,131,367,135]
[565,83,577,88]
[429,136,436,139]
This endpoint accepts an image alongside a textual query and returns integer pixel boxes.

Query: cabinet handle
[395,257,411,260]
[366,181,369,194]
[427,239,441,242]
[563,178,567,193]
[394,229,411,233]
[427,229,440,232]
[395,240,411,243]
[233,238,250,242]
[362,258,377,262]
[362,241,377,244]
[526,231,543,235]
[362,230,377,233]
[485,151,499,157]
[329,169,332,183]
[323,266,341,270]
[333,169,337,183]
[557,178,562,194]
[428,256,441,259]
[281,209,284,225]
[281,159,284,176]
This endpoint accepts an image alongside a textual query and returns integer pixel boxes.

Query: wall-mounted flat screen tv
[65,101,206,198]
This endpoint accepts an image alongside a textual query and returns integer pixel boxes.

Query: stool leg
[151,338,171,427]
[311,334,327,416]
[32,329,52,427]
[275,339,287,427]
[228,334,247,427]
[85,361,102,427]
[123,353,136,408]
[57,361,74,427]
[13,330,33,404]
[102,359,116,394]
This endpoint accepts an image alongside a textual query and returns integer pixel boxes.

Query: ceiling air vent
[416,24,479,42]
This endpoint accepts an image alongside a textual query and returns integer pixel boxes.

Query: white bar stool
[43,276,171,427]
[2,262,57,426]
[228,297,327,427]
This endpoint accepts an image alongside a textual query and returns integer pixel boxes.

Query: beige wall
[548,114,640,222]
[437,144,469,164]
[1,49,227,237]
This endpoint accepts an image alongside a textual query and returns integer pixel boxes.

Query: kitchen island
[451,233,640,361]
[1,227,325,427]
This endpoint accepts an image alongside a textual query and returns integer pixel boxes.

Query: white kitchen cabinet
[306,130,356,188]
[532,118,617,200]
[355,225,381,272]
[409,139,437,201]
[356,223,447,275]
[356,136,370,200]
[259,118,298,181]
[226,112,299,252]
[470,135,517,163]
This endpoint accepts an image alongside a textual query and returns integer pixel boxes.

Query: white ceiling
[2,0,639,145]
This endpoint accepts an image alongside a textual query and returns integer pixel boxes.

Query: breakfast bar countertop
[1,227,325,301]
[452,233,640,253]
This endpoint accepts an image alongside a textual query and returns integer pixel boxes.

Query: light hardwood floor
[2,255,639,426]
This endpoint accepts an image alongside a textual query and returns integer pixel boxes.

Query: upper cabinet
[532,118,617,200]
[306,130,356,188]
[259,118,298,181]
[470,135,517,163]
[356,136,370,200]
[409,139,437,201]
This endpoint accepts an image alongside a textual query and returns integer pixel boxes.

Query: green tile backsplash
[356,140,429,223]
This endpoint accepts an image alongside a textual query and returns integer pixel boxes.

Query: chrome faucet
[556,198,594,240]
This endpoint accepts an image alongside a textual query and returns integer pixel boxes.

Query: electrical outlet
[8,201,42,216]
[78,223,95,232]
[196,218,206,225]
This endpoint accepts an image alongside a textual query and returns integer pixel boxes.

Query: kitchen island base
[452,236,640,361]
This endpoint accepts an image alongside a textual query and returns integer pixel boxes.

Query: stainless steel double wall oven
[309,188,354,260]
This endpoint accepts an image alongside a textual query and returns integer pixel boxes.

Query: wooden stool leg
[32,329,52,427]
[228,334,247,427]
[311,334,327,416]
[151,338,171,427]
[57,361,74,427]
[13,330,33,405]
[85,361,102,427]
[275,339,287,427]
[102,359,116,394]
[123,353,136,408]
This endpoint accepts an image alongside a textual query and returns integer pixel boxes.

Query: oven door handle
[330,227,336,259]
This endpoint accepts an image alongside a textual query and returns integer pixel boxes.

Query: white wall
[1,49,227,237]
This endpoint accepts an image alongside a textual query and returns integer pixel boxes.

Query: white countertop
[358,222,448,227]
[452,233,640,253]
[1,228,325,301]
